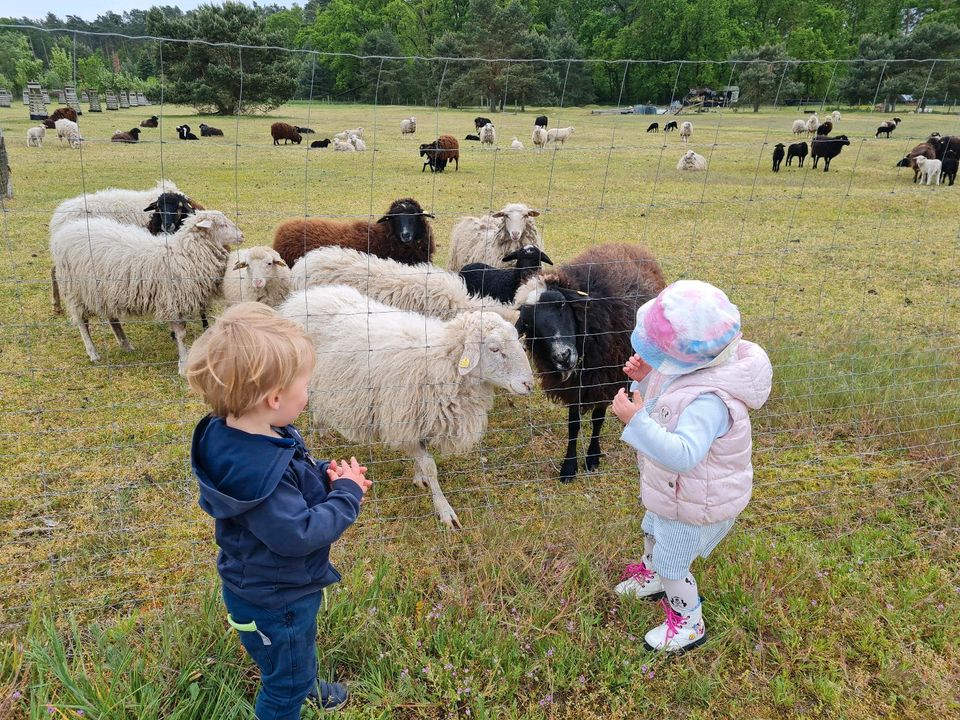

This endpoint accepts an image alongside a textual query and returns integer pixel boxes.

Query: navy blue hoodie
[191,415,363,609]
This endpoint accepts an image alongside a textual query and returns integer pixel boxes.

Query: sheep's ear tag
[459,357,471,370]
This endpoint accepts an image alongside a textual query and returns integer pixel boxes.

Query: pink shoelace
[620,562,655,583]
[660,598,686,644]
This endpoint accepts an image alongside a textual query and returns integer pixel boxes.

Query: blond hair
[185,302,315,417]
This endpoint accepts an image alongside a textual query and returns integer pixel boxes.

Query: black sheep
[941,150,958,186]
[176,124,199,140]
[663,121,678,132]
[310,138,332,148]
[144,192,203,235]
[811,135,850,172]
[931,135,960,160]
[534,115,548,128]
[516,243,665,482]
[140,115,158,128]
[474,116,493,132]
[296,126,316,134]
[815,120,833,136]
[876,121,895,139]
[786,141,808,167]
[459,245,553,304]
[772,143,785,172]
[464,134,481,141]
[646,122,659,133]
[199,123,224,136]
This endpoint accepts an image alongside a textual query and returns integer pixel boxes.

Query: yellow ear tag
[459,357,471,369]
[576,290,589,297]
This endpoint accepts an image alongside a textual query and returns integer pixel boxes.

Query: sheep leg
[408,441,461,529]
[169,320,189,375]
[584,406,606,473]
[108,318,134,351]
[559,405,581,483]
[50,267,62,314]
[200,310,209,330]
[74,312,100,362]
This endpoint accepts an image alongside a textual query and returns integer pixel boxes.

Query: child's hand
[612,388,642,425]
[623,353,652,383]
[328,457,372,496]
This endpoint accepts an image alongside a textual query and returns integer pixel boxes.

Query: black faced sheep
[875,121,896,139]
[420,135,459,172]
[930,135,960,160]
[940,150,957,186]
[271,122,302,145]
[515,243,666,482]
[199,123,224,136]
[786,141,808,167]
[474,116,493,132]
[111,128,141,143]
[897,142,937,183]
[310,138,332,148]
[145,192,205,235]
[272,197,435,268]
[176,124,199,140]
[772,143,785,172]
[464,134,480,141]
[459,245,553,304]
[815,120,833,136]
[811,135,850,172]
[646,122,659,133]
[663,121,678,132]
[534,115,548,128]
[140,116,159,128]
[296,126,316,134]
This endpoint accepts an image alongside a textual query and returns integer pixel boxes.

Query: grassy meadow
[0,98,958,718]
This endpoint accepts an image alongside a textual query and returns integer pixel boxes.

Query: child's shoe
[614,562,665,600]
[308,680,349,711]
[642,599,706,653]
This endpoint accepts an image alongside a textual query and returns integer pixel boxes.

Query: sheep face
[145,192,197,234]
[459,313,534,396]
[191,210,244,248]
[516,288,582,375]
[233,249,287,290]
[502,244,553,268]
[492,204,541,242]
[376,198,434,245]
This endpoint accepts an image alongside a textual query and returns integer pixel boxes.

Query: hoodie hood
[191,414,298,519]
[672,339,772,410]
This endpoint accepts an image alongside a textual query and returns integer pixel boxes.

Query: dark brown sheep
[140,116,159,128]
[515,243,666,482]
[48,107,78,124]
[419,135,459,172]
[897,142,937,183]
[111,128,141,143]
[815,120,833,136]
[272,197,435,268]
[271,122,302,145]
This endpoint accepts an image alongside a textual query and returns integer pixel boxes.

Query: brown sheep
[111,128,142,143]
[271,122,302,145]
[897,142,937,183]
[47,107,78,124]
[272,197,435,268]
[419,135,459,172]
[140,116,159,128]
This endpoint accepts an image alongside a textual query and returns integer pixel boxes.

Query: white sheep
[290,247,517,322]
[791,119,807,136]
[546,127,574,146]
[915,156,942,185]
[480,122,496,149]
[676,149,707,171]
[448,202,543,270]
[532,126,547,152]
[806,113,820,137]
[55,118,81,149]
[348,133,367,151]
[279,284,534,528]
[400,116,416,136]
[344,126,363,139]
[831,110,841,123]
[510,137,523,150]
[221,246,291,307]
[333,138,356,152]
[679,121,692,143]
[27,126,45,147]
[50,210,243,373]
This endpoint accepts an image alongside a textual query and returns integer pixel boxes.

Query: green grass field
[0,99,958,718]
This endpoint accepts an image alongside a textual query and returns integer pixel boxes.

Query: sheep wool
[677,150,707,171]
[448,202,543,270]
[221,246,291,307]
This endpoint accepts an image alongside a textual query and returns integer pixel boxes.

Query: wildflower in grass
[539,694,554,707]
[77,711,85,716]
[937,603,945,611]
[641,665,648,673]
[885,603,894,610]
[400,667,409,677]
[11,691,21,700]
[578,675,586,684]
[754,643,762,652]
[811,600,818,606]
[566,620,575,632]
[648,671,655,679]
[47,706,55,714]
[368,606,378,616]
[546,647,554,658]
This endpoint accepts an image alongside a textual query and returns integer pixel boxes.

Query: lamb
[786,141,808,167]
[896,142,937,183]
[474,116,493,132]
[296,126,316,134]
[816,120,833,136]
[400,116,417,136]
[50,210,242,373]
[534,115,548,128]
[806,113,820,137]
[941,150,958,186]
[676,149,707,171]
[419,135,459,172]
[47,107,78,124]
[679,121,692,143]
[831,110,841,123]
[514,243,665,482]
[27,126,45,147]
[646,122,659,133]
[876,121,896,138]
[279,284,534,528]
[271,122,301,145]
[221,246,291,307]
[915,156,942,185]
[811,134,850,172]
[310,138,332,148]
[55,119,81,149]
[663,121,678,133]
[448,202,542,270]
[480,122,496,149]
[772,143,785,172]
[272,197,435,268]
[459,244,553,304]
[349,134,367,151]
[199,123,224,136]
[532,126,547,152]
[464,134,481,141]
[332,138,355,152]
[510,137,523,150]
[546,127,574,146]
[289,247,517,322]
[140,116,159,128]
[176,124,199,140]
[111,128,141,143]
[791,119,807,136]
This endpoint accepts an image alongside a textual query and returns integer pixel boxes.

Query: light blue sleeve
[620,393,730,473]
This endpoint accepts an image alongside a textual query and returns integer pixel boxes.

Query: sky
[4,2,292,23]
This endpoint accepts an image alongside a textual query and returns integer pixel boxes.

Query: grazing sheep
[419,135,459,172]
[449,202,542,270]
[546,126,574,146]
[349,133,367,151]
[679,121,692,143]
[140,115,159,128]
[480,122,496,149]
[176,124,199,140]
[831,110,841,123]
[663,121,678,133]
[786,141,808,167]
[646,122,659,133]
[534,115,548,128]
[806,113,820,137]
[510,137,523,150]
[400,116,417,136]
[289,247,517,322]
[111,128,141,143]
[55,118,82,149]
[811,134,850,172]
[876,121,896,139]
[896,142,937,183]
[816,120,833,136]
[676,149,707,171]
[48,107,78,123]
[272,197,435,268]
[42,118,56,129]
[791,119,807,136]
[464,134,481,141]
[310,138,332,148]
[271,122,302,145]
[514,243,665,482]
[199,123,224,136]
[915,156,942,185]
[50,210,242,372]
[941,150,958,186]
[296,126,316,134]
[332,138,355,151]
[772,143,785,172]
[532,126,547,152]
[474,116,493,132]
[27,126,45,147]
[279,284,534,528]
[929,134,960,161]
[221,246,291,307]
[459,244,554,304]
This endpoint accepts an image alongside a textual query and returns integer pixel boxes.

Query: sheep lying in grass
[510,137,523,150]
[50,210,242,372]
[677,149,706,171]
[221,246,291,307]
[449,202,542,270]
[289,247,517,322]
[111,128,141,143]
[915,156,942,185]
[279,284,534,528]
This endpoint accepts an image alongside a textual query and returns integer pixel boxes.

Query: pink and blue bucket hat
[631,280,742,376]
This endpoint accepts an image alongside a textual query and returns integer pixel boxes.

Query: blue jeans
[222,587,323,720]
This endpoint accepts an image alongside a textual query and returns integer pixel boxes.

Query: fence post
[0,128,12,199]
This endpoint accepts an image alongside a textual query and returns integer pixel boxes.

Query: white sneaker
[614,562,665,600]
[643,599,706,653]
